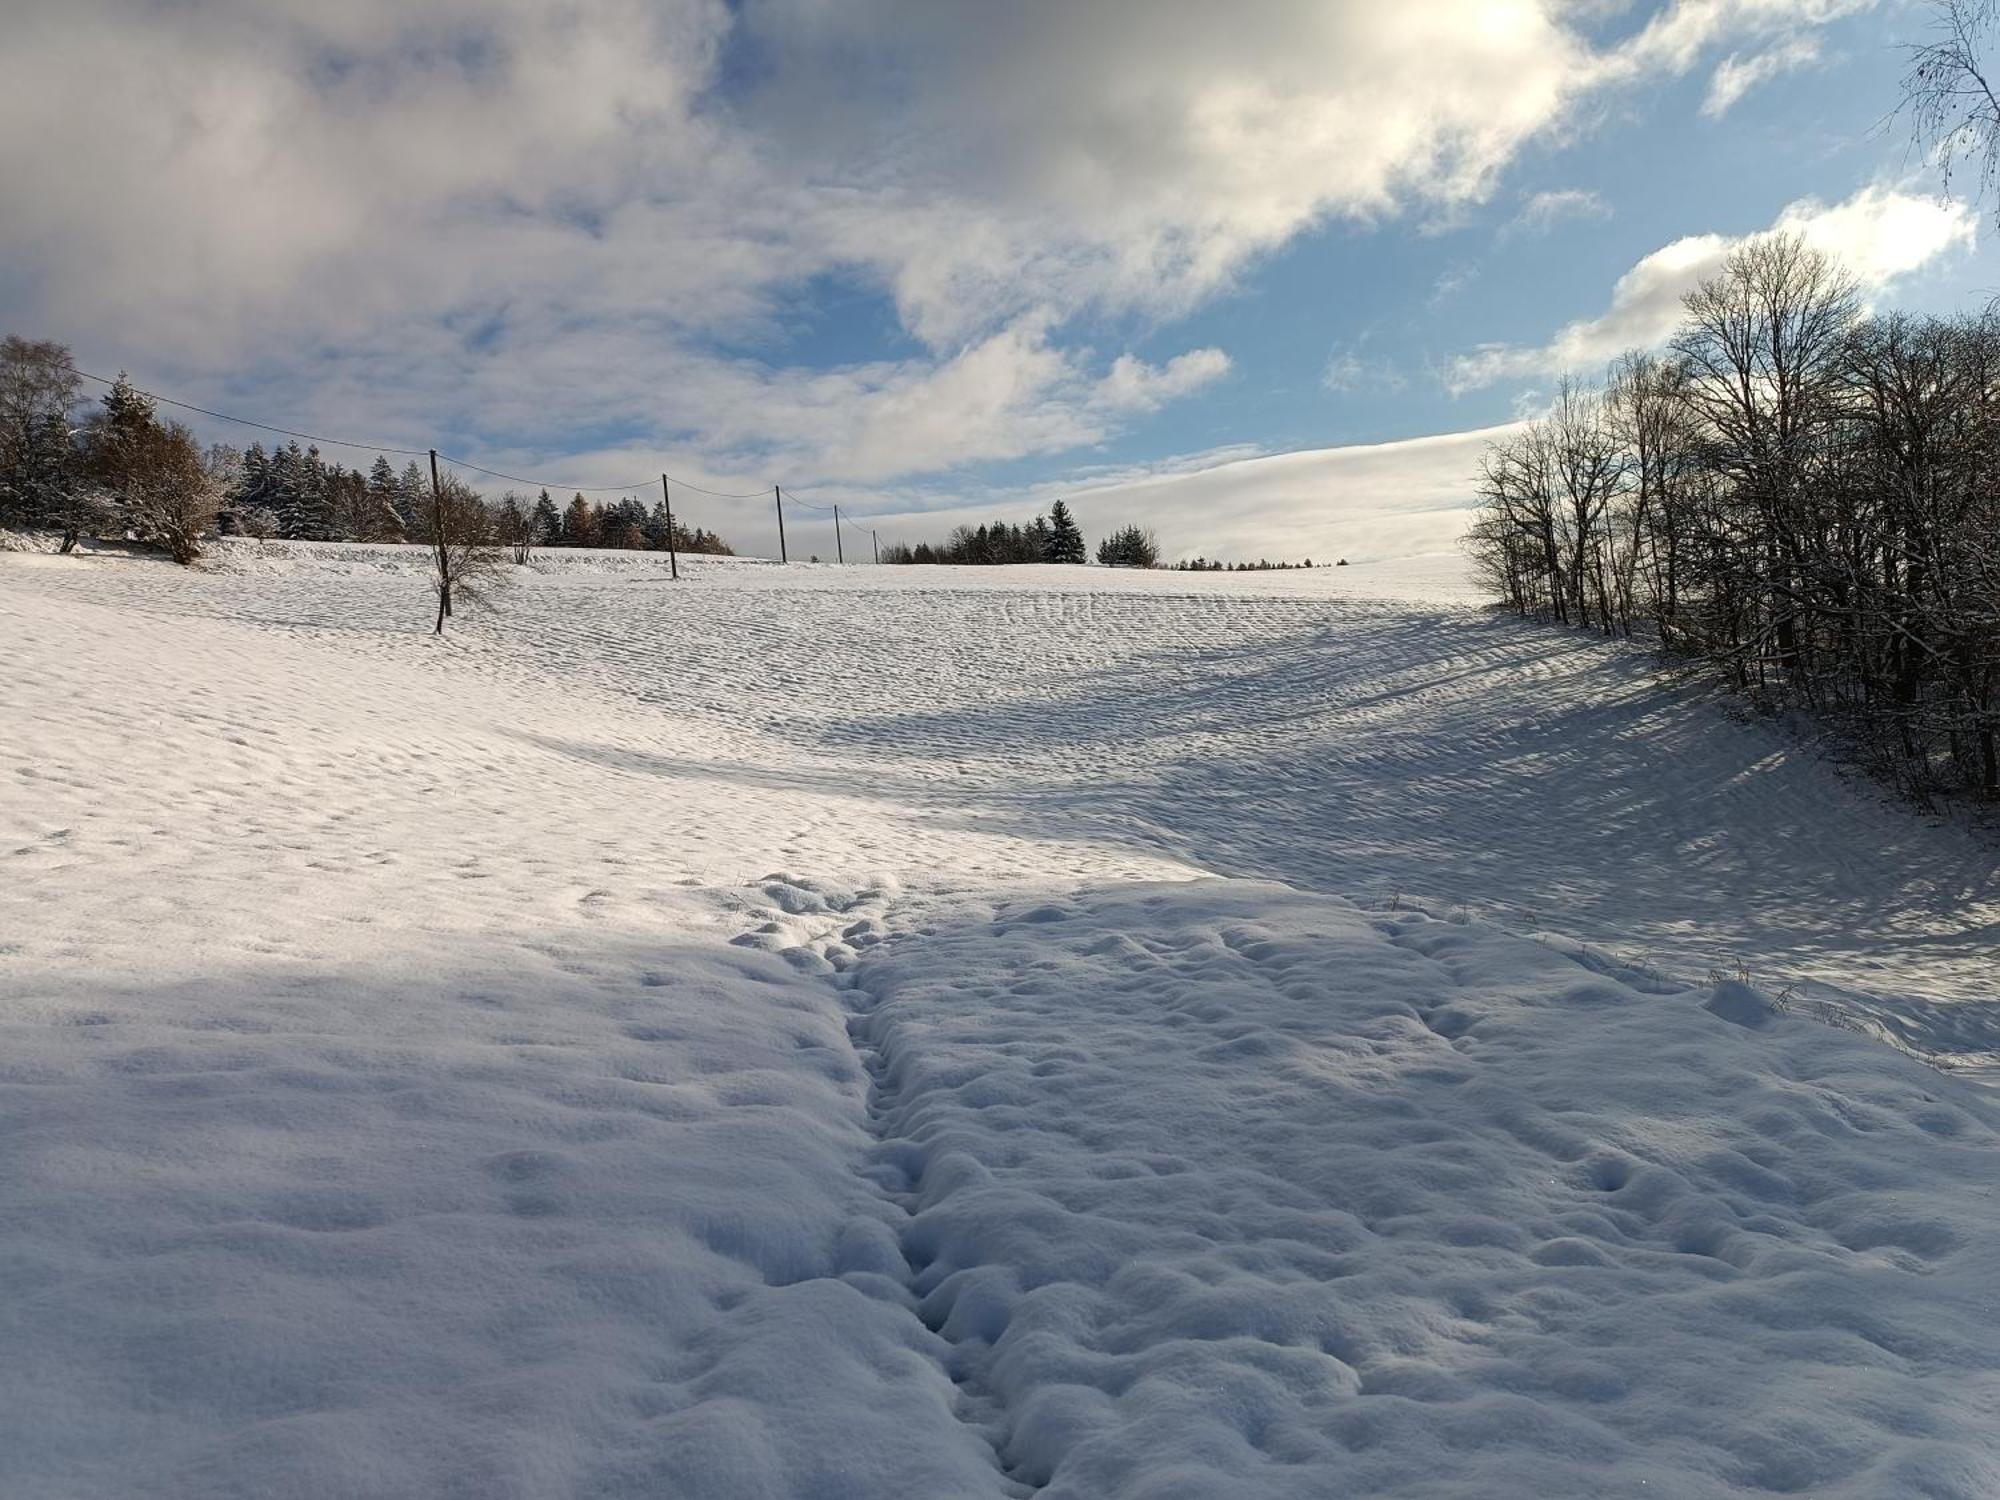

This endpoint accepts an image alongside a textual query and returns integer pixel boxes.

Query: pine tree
[1045,499,1086,563]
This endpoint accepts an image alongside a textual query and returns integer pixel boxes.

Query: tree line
[1465,234,2000,800]
[881,500,1091,565]
[1171,557,1333,571]
[877,505,1169,568]
[0,342,735,562]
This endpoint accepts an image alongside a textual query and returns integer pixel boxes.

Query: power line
[431,453,650,495]
[648,476,774,501]
[71,366,788,503]
[73,368,432,459]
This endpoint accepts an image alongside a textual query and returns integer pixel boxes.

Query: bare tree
[1467,243,2000,801]
[1673,233,1861,685]
[1899,0,2000,215]
[1606,351,1702,644]
[420,467,506,634]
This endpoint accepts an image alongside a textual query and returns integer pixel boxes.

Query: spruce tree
[289,446,332,540]
[396,461,428,539]
[1045,499,1085,563]
[533,489,561,545]
[270,442,304,537]
[237,443,272,512]
[96,372,155,448]
[366,455,404,540]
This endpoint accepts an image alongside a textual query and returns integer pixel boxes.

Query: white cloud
[1702,35,1823,117]
[1428,263,1484,309]
[1321,339,1408,394]
[1610,0,1869,78]
[0,0,1881,487]
[1094,349,1234,413]
[1443,185,1975,393]
[1503,189,1612,239]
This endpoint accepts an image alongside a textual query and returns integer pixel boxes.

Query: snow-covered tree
[532,489,561,545]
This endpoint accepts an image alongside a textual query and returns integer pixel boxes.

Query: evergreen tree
[1096,524,1160,568]
[494,492,533,562]
[607,496,647,547]
[362,455,404,540]
[292,445,332,539]
[236,443,272,513]
[269,442,303,537]
[1045,499,1086,563]
[532,488,561,545]
[396,460,428,539]
[1029,514,1052,559]
[95,372,156,449]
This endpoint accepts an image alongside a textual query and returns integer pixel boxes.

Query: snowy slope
[2,543,1997,1498]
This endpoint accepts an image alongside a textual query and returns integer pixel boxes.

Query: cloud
[0,0,1878,489]
[1321,339,1408,394]
[1502,189,1612,239]
[1702,35,1823,117]
[1443,184,1974,393]
[1094,348,1234,413]
[1610,0,1869,78]
[1428,263,1484,310]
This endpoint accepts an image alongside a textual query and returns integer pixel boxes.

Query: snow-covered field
[3,541,1997,1498]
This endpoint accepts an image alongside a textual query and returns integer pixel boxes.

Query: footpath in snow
[1,543,1997,1498]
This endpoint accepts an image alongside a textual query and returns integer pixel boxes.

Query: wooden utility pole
[834,504,844,564]
[428,448,449,634]
[660,474,679,581]
[774,485,788,564]
[871,529,879,564]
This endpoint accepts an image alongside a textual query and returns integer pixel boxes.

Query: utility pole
[428,448,449,634]
[871,529,879,564]
[834,504,844,564]
[660,474,679,581]
[774,485,788,564]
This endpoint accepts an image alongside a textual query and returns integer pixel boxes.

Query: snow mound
[1704,977,1781,1029]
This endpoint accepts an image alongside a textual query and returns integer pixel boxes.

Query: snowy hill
[3,542,1997,1498]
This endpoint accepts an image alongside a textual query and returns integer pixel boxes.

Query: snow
[2,541,1997,1497]
[855,883,2000,1496]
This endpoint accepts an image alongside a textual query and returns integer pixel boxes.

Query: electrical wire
[73,368,432,459]
[72,367,788,503]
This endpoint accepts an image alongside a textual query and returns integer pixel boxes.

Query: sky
[2,0,1993,561]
